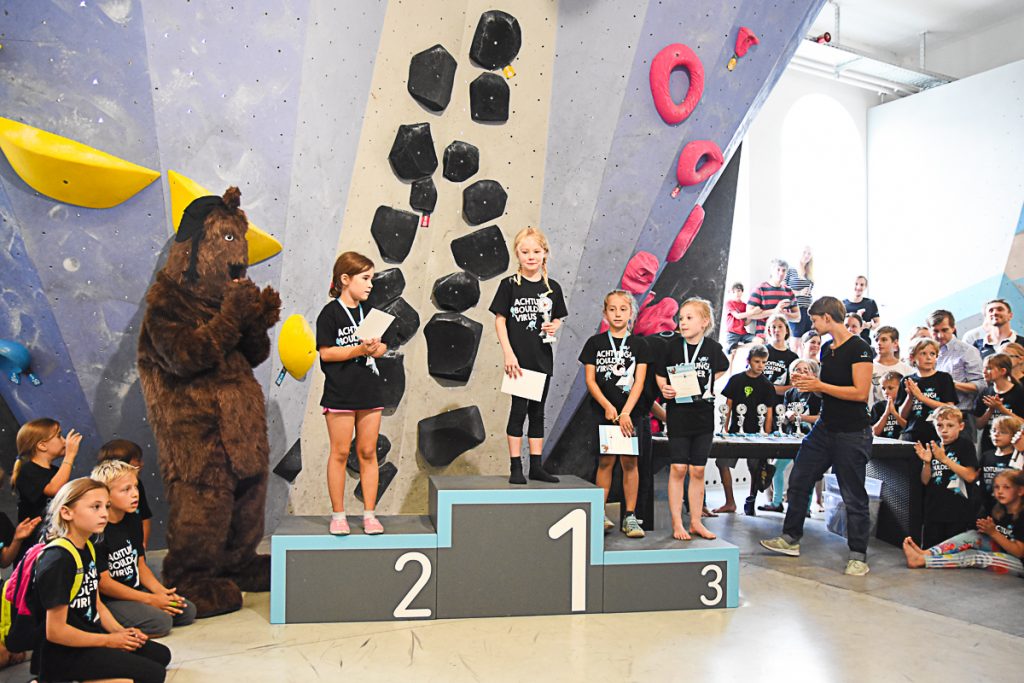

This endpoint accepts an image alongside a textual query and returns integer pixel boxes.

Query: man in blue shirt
[928,310,985,442]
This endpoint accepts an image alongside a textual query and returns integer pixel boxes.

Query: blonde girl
[981,414,1024,509]
[490,227,568,484]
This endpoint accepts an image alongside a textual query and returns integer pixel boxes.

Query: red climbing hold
[735,27,759,58]
[634,297,679,336]
[667,205,705,262]
[649,43,705,125]
[620,251,659,294]
[673,140,723,194]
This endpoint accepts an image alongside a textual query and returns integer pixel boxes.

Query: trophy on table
[756,404,768,434]
[537,295,556,344]
[792,402,807,436]
[718,403,730,435]
[735,404,747,436]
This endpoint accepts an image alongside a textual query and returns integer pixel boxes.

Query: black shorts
[726,332,754,353]
[667,432,714,466]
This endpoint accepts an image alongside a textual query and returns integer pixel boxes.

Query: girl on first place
[317,252,389,535]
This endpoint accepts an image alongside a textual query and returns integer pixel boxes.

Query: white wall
[866,59,1024,334]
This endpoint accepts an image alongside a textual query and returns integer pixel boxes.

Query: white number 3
[701,564,723,606]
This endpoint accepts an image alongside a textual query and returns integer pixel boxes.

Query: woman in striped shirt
[785,246,815,351]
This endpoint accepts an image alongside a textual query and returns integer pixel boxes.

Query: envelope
[599,425,639,455]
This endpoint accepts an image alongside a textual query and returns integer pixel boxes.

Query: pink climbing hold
[649,43,705,125]
[634,297,679,336]
[672,140,723,195]
[620,251,659,294]
[667,204,705,262]
[735,27,759,58]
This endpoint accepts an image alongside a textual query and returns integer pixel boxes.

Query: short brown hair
[808,296,846,323]
[97,439,142,464]
[329,251,374,298]
[747,344,769,360]
[926,310,955,329]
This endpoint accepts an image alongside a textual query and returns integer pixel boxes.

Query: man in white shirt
[928,310,985,441]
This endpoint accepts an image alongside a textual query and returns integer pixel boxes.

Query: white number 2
[393,552,432,618]
[700,564,723,606]
[548,508,587,612]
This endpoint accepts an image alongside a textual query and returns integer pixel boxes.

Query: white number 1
[548,508,587,612]
[393,552,432,618]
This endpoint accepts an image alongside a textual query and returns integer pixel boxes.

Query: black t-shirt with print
[782,388,821,435]
[97,512,145,589]
[316,300,387,410]
[579,333,648,415]
[35,541,102,634]
[977,449,1021,513]
[722,372,776,433]
[634,333,671,417]
[974,383,1024,454]
[16,461,56,523]
[763,345,799,405]
[870,400,903,440]
[489,275,568,375]
[902,371,958,443]
[819,336,874,431]
[659,334,730,436]
[924,436,979,523]
[990,506,1024,542]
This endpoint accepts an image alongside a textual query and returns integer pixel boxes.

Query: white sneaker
[844,559,870,576]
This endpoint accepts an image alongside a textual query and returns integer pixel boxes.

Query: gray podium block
[602,530,739,611]
[430,476,605,618]
[270,515,437,624]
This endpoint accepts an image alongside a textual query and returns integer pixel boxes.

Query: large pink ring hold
[667,204,705,262]
[649,43,705,125]
[674,140,723,192]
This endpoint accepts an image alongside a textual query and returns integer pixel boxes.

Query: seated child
[871,371,907,440]
[914,406,980,548]
[725,282,754,371]
[760,359,821,513]
[903,469,1023,576]
[900,337,957,444]
[718,345,775,516]
[980,414,1024,511]
[974,353,1024,456]
[0,470,41,671]
[91,460,196,637]
[97,439,154,548]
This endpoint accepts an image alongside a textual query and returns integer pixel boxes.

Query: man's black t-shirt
[579,333,647,415]
[316,300,387,410]
[489,275,568,375]
[35,541,102,634]
[974,383,1024,453]
[843,297,879,342]
[870,400,903,440]
[137,480,153,522]
[902,371,958,443]
[819,335,874,431]
[660,334,729,436]
[782,388,821,435]
[763,345,799,405]
[16,461,55,522]
[924,436,979,523]
[722,372,776,433]
[97,512,145,589]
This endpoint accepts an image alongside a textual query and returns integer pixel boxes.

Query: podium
[271,475,738,624]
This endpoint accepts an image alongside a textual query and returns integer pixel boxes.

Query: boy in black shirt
[761,296,875,576]
[871,371,906,439]
[900,337,957,444]
[915,406,980,548]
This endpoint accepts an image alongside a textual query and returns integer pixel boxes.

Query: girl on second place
[579,291,648,538]
[490,227,568,485]
[317,251,389,535]
[657,298,729,540]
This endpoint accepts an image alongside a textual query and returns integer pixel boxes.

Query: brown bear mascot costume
[138,187,281,618]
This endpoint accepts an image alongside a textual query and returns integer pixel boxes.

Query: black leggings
[506,377,550,439]
[36,639,171,683]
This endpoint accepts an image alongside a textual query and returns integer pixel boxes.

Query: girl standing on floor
[317,251,389,535]
[490,227,567,484]
[30,478,171,683]
[763,314,799,409]
[580,291,648,537]
[656,298,729,540]
[903,469,1024,576]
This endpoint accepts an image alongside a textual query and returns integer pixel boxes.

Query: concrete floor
[2,487,1021,682]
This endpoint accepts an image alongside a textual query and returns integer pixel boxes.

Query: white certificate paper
[669,370,701,397]
[355,308,395,340]
[599,425,639,455]
[500,368,547,401]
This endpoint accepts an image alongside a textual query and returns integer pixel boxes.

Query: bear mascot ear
[177,195,226,283]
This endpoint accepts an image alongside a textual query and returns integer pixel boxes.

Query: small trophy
[718,403,729,435]
[756,404,768,434]
[792,402,807,435]
[735,404,747,435]
[537,295,556,344]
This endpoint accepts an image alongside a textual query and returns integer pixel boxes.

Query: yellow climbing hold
[277,314,317,381]
[0,117,160,208]
[168,170,282,265]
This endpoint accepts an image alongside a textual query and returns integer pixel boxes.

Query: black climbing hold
[410,178,437,214]
[451,225,510,280]
[381,297,420,349]
[407,44,457,112]
[432,271,481,312]
[347,434,392,476]
[443,140,480,183]
[469,73,510,123]
[462,179,507,225]
[354,462,398,504]
[388,123,438,180]
[376,353,406,413]
[370,206,419,263]
[366,268,405,309]
[469,10,522,71]
[418,406,486,467]
[424,313,483,383]
[272,439,302,483]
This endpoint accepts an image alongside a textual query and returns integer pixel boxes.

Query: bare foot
[902,537,926,568]
[712,504,736,514]
[690,522,717,539]
[702,506,718,518]
[672,524,692,541]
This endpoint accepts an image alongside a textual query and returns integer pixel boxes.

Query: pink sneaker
[329,516,350,536]
[363,516,384,535]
